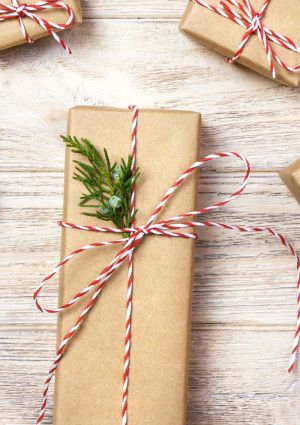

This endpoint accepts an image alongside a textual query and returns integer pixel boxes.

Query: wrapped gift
[179,0,300,86]
[279,159,300,205]
[34,107,300,424]
[0,0,82,53]
[51,106,201,425]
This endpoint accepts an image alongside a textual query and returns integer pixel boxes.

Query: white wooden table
[0,1,300,424]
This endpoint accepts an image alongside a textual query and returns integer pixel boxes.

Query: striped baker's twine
[34,114,300,424]
[0,0,74,53]
[192,0,300,78]
[121,105,138,425]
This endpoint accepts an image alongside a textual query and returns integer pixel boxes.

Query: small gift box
[52,106,201,425]
[0,0,82,53]
[279,159,300,205]
[179,0,300,86]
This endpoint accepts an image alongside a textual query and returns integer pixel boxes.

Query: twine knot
[250,13,261,31]
[15,3,27,15]
[135,226,151,236]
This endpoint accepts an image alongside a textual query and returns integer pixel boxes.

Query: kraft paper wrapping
[54,106,201,425]
[179,0,300,87]
[0,0,82,51]
[279,159,300,205]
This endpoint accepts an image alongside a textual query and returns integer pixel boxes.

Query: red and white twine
[34,107,300,424]
[0,0,74,53]
[193,0,300,78]
[122,105,138,425]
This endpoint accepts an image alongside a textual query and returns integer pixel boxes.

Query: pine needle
[61,135,139,230]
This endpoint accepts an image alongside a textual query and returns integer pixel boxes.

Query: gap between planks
[0,169,281,174]
[0,322,296,331]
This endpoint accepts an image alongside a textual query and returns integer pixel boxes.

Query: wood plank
[187,328,300,425]
[1,171,299,326]
[0,326,298,424]
[0,20,299,171]
[81,0,186,19]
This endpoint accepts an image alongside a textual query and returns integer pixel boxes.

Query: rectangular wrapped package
[279,159,300,205]
[179,0,300,87]
[54,106,201,425]
[0,0,82,51]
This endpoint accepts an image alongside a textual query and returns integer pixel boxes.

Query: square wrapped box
[179,0,300,87]
[54,106,201,425]
[0,0,82,51]
[279,159,300,205]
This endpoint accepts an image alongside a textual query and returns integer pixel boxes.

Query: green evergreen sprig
[61,136,139,231]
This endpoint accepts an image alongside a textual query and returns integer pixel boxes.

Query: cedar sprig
[61,136,139,230]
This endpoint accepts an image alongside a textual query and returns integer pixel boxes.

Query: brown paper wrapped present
[0,0,82,53]
[279,159,300,205]
[179,0,300,86]
[52,106,201,425]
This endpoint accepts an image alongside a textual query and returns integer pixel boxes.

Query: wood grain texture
[0,2,300,424]
[0,20,299,172]
[81,0,187,19]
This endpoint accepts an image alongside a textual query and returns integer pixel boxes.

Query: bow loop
[34,152,251,317]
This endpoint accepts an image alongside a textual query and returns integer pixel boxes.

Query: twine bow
[193,0,300,78]
[0,0,74,53]
[34,107,300,425]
